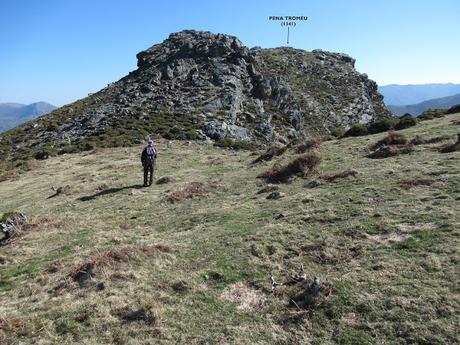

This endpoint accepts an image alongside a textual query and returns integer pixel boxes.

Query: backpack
[145,146,156,163]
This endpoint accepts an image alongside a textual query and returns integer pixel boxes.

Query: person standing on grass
[141,138,157,187]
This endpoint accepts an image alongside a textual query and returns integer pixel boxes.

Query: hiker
[141,139,157,187]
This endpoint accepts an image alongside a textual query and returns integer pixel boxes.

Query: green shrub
[185,130,198,140]
[58,145,80,155]
[344,124,368,137]
[368,117,399,134]
[1,211,21,223]
[34,150,50,160]
[329,125,346,138]
[447,103,460,114]
[395,113,417,130]
[419,108,447,121]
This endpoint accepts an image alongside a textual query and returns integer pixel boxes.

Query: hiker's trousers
[143,162,155,186]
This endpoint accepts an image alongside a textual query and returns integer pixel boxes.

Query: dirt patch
[220,282,266,311]
[164,181,219,203]
[368,233,412,245]
[258,153,321,183]
[320,169,358,182]
[252,145,287,164]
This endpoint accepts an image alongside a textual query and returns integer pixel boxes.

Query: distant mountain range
[0,102,57,132]
[378,83,460,106]
[387,93,460,116]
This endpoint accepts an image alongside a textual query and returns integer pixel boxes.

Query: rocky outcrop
[0,30,392,158]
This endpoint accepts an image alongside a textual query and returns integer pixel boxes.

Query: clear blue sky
[0,0,459,106]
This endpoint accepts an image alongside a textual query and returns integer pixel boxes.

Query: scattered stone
[267,191,285,200]
[49,185,72,198]
[302,195,314,203]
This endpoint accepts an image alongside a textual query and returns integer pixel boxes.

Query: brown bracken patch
[295,137,321,154]
[258,153,321,183]
[252,145,287,164]
[164,181,219,203]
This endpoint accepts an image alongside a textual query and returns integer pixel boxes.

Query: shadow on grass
[78,184,144,201]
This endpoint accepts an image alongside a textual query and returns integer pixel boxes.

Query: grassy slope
[0,114,459,344]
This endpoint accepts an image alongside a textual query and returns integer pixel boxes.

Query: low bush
[395,114,417,130]
[370,131,408,150]
[410,135,426,145]
[258,152,321,183]
[368,117,399,134]
[344,124,368,137]
[34,151,50,160]
[328,125,346,138]
[367,144,414,159]
[446,104,460,115]
[439,134,460,153]
[419,108,447,121]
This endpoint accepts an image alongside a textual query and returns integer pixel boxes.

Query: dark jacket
[141,146,157,166]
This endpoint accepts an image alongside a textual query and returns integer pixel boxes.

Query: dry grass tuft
[0,317,32,336]
[164,181,219,203]
[68,244,171,283]
[320,169,358,182]
[399,178,434,189]
[258,153,321,183]
[1,214,61,246]
[410,135,426,145]
[220,282,266,311]
[252,145,287,164]
[438,134,460,153]
[367,144,414,159]
[370,131,408,150]
[295,137,321,154]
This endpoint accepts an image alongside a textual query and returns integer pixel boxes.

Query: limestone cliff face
[0,30,391,158]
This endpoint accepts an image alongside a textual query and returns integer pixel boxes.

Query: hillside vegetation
[0,114,459,344]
